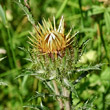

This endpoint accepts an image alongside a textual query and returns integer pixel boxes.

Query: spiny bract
[29,16,78,58]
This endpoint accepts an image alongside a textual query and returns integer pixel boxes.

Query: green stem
[98,21,109,62]
[78,0,84,28]
[62,87,71,110]
[52,80,64,110]
[69,91,73,108]
[6,27,17,68]
[1,27,13,69]
[97,23,101,62]
[37,81,42,104]
[56,0,68,19]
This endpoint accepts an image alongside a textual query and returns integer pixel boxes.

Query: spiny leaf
[43,81,54,92]
[23,103,49,110]
[78,39,91,61]
[29,91,68,101]
[76,64,102,72]
[63,78,78,98]
[73,64,102,85]
[23,105,40,110]
[28,92,45,101]
[15,69,45,79]
[73,72,88,85]
[18,47,29,53]
[82,96,97,110]
[15,1,35,25]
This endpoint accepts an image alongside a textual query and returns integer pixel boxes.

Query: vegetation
[0,0,110,110]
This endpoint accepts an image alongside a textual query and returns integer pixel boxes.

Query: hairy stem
[52,80,64,110]
[62,87,71,110]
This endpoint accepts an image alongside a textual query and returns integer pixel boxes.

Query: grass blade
[56,0,68,18]
[0,5,6,26]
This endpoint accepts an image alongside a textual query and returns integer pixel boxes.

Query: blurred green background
[0,0,110,110]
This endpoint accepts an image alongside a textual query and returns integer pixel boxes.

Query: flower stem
[62,87,71,110]
[52,80,64,110]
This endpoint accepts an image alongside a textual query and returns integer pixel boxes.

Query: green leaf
[56,0,68,18]
[0,5,6,25]
[104,11,110,33]
[88,5,105,16]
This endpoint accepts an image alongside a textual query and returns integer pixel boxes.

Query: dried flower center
[29,16,79,58]
[45,32,56,44]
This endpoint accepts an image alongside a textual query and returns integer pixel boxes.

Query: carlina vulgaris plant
[28,16,79,110]
[16,2,102,110]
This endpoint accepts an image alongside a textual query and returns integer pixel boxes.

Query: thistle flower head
[29,16,78,58]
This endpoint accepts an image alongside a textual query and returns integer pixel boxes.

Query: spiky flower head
[29,16,78,58]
